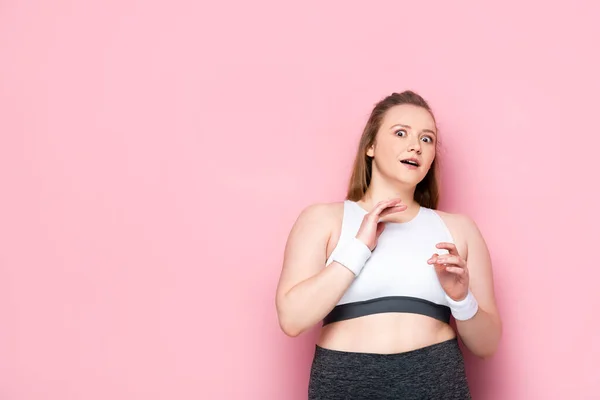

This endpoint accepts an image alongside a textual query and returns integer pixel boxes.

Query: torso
[316,200,468,354]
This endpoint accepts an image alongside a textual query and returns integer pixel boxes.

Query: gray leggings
[308,338,472,400]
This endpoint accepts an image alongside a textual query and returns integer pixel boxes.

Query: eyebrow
[391,124,436,136]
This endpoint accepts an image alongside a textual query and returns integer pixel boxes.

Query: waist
[317,312,456,354]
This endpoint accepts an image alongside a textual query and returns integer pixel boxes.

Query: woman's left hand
[428,242,469,301]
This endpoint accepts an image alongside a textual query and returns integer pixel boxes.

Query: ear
[366,143,375,157]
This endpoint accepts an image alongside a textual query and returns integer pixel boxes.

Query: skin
[275,104,502,358]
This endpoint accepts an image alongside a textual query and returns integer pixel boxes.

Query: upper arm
[275,203,338,304]
[461,215,501,321]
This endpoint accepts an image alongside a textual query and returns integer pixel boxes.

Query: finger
[436,242,459,256]
[434,255,465,267]
[379,204,408,217]
[369,198,403,218]
[427,253,441,266]
[428,254,450,272]
[444,266,466,275]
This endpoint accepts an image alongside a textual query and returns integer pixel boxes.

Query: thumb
[375,221,386,239]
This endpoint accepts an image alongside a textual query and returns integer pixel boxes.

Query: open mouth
[400,159,420,167]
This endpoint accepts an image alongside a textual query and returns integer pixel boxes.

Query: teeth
[402,160,418,166]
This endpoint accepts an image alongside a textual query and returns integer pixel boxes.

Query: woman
[275,91,502,399]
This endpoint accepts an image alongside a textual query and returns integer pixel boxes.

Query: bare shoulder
[434,209,479,232]
[285,201,345,251]
[294,201,344,227]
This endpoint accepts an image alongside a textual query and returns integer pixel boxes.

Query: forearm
[455,307,502,358]
[277,262,355,337]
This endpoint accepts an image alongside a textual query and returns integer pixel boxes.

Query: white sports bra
[323,200,455,325]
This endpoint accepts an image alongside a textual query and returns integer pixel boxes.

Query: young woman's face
[367,104,437,187]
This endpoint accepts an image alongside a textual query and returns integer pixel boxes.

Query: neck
[360,173,419,211]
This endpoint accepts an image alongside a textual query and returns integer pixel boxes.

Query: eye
[421,136,434,143]
[394,129,407,137]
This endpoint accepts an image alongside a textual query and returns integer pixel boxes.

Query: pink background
[1,1,598,399]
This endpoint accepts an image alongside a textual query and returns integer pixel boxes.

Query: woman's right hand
[355,198,407,250]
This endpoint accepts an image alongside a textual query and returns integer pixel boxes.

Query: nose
[408,138,422,154]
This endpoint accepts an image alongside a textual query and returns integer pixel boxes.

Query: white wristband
[331,237,372,276]
[445,290,479,321]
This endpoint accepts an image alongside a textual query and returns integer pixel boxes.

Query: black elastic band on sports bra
[322,296,451,326]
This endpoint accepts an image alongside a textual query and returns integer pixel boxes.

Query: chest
[339,224,453,302]
[365,225,446,274]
